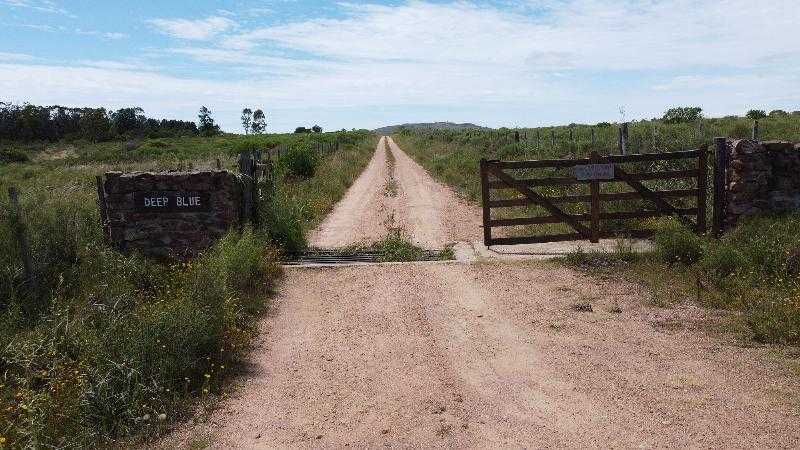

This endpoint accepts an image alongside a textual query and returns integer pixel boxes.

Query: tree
[111,107,146,136]
[294,126,310,133]
[768,109,787,117]
[79,108,112,142]
[251,109,266,134]
[311,124,322,133]
[241,108,252,135]
[746,109,767,120]
[198,106,220,137]
[661,106,703,124]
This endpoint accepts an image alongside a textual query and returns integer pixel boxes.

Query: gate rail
[480,150,707,246]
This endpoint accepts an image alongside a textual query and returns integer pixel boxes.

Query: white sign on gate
[574,163,615,181]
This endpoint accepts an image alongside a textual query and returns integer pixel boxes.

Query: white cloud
[2,0,74,17]
[0,52,37,62]
[75,29,128,40]
[76,60,152,71]
[148,16,236,40]
[220,0,800,71]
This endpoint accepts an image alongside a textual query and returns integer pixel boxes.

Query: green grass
[303,228,455,263]
[0,130,377,448]
[370,229,448,262]
[561,216,800,344]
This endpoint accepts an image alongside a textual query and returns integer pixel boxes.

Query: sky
[1,0,799,133]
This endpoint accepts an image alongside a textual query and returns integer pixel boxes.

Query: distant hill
[373,122,487,134]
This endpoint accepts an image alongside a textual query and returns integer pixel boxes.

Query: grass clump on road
[371,229,454,262]
[373,229,427,262]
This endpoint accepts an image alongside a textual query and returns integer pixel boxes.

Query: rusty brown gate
[479,150,708,246]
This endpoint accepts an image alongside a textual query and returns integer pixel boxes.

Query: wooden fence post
[95,176,109,243]
[550,129,556,151]
[752,120,759,140]
[618,122,628,155]
[8,187,36,290]
[536,130,540,153]
[697,146,708,234]
[712,137,728,237]
[479,159,492,246]
[591,127,596,149]
[252,151,261,228]
[238,151,253,226]
[589,152,601,243]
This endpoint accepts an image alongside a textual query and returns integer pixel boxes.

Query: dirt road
[171,138,800,448]
[310,136,481,249]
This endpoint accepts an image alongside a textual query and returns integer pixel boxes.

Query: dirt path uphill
[168,137,800,449]
[310,136,481,249]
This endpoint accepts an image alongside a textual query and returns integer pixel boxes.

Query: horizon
[1,0,799,133]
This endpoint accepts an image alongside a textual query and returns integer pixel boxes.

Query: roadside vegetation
[0,127,376,448]
[562,216,800,345]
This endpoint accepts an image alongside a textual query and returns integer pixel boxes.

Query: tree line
[0,102,199,142]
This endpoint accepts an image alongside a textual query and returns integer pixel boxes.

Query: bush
[0,148,29,164]
[280,145,317,179]
[662,106,703,124]
[653,219,704,264]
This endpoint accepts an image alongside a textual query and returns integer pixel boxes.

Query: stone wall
[726,139,800,226]
[101,170,244,258]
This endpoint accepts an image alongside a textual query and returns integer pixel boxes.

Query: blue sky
[1,0,799,133]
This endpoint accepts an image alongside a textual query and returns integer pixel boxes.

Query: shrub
[662,106,703,124]
[653,219,704,265]
[0,148,29,164]
[281,145,317,179]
